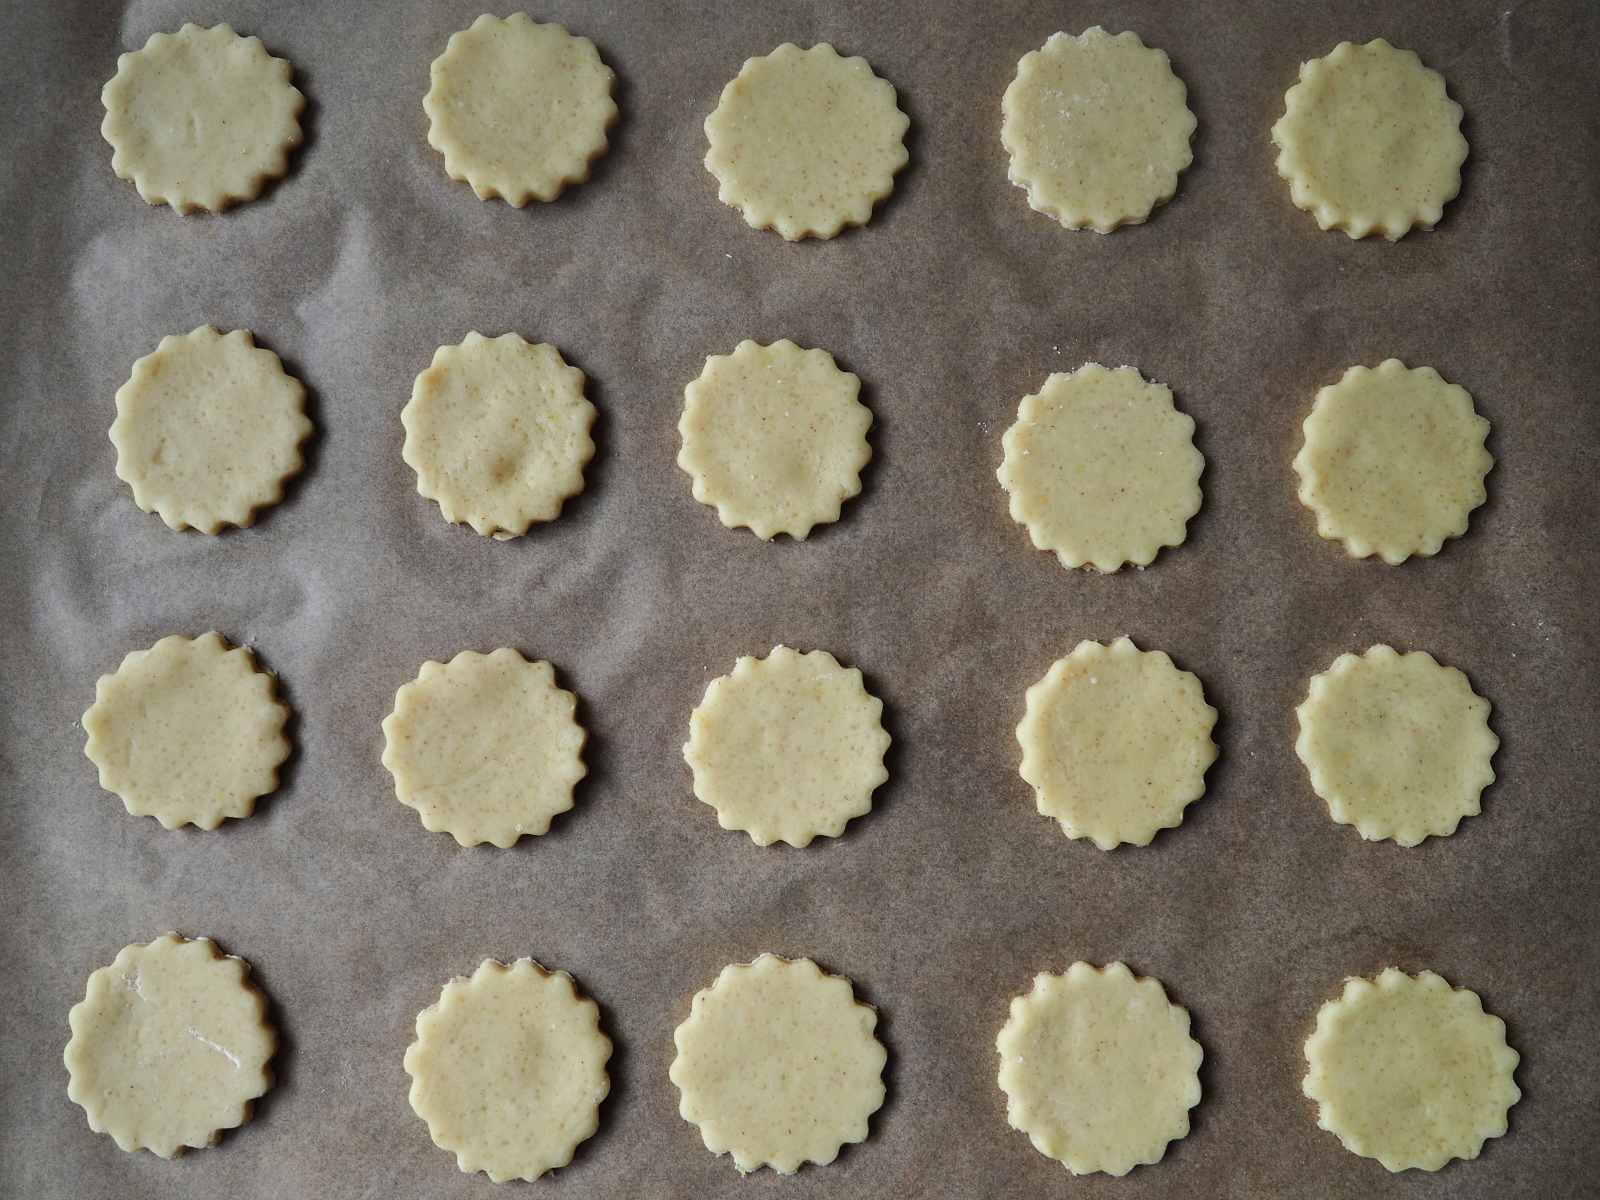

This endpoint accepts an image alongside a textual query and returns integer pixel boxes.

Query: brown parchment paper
[3,1,1598,1197]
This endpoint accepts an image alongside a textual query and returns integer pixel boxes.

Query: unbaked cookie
[1303,968,1519,1171]
[111,326,312,533]
[705,43,909,240]
[1018,638,1217,849]
[402,332,596,539]
[1296,645,1497,846]
[670,954,886,1174]
[424,14,617,206]
[1272,39,1468,240]
[64,933,276,1157]
[997,961,1202,1175]
[677,340,872,540]
[1002,28,1196,233]
[404,958,610,1182]
[82,632,291,830]
[683,646,889,847]
[1294,360,1492,564]
[101,24,304,213]
[997,363,1204,572]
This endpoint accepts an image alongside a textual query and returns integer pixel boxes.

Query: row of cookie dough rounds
[103,19,1467,242]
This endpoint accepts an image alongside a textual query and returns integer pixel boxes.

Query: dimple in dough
[424,13,617,205]
[1001,27,1196,233]
[82,632,291,830]
[1018,638,1218,849]
[1303,968,1520,1171]
[1294,360,1492,564]
[997,961,1202,1176]
[1272,39,1468,240]
[678,340,873,540]
[1296,645,1497,846]
[670,954,886,1174]
[64,933,276,1157]
[111,326,312,533]
[402,332,596,539]
[404,958,611,1182]
[381,648,587,848]
[683,646,889,847]
[704,43,910,240]
[998,363,1204,572]
[101,23,304,213]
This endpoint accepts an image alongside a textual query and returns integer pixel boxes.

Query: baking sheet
[3,1,1598,1196]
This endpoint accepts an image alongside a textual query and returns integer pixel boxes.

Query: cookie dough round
[82,632,291,830]
[1001,27,1196,233]
[381,649,587,847]
[111,326,312,533]
[424,14,617,206]
[404,958,610,1182]
[1303,968,1520,1171]
[704,43,910,240]
[677,340,872,540]
[64,934,276,1157]
[997,961,1202,1176]
[1272,39,1468,240]
[101,23,304,213]
[683,646,889,847]
[997,363,1204,572]
[670,954,886,1174]
[402,332,596,539]
[1296,645,1497,846]
[1018,638,1217,849]
[1294,360,1492,564]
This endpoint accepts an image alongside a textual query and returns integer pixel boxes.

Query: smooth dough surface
[1001,27,1196,233]
[683,646,889,847]
[997,961,1202,1176]
[101,23,303,212]
[404,959,610,1182]
[1296,645,1497,846]
[64,934,276,1157]
[678,340,873,540]
[402,332,596,538]
[1272,39,1468,240]
[111,326,312,533]
[82,632,291,830]
[1294,359,1492,564]
[1303,968,1519,1171]
[670,954,886,1174]
[704,43,909,240]
[998,363,1204,572]
[424,13,617,205]
[382,648,587,847]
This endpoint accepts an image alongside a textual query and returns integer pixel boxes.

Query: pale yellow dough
[64,934,276,1157]
[677,340,873,540]
[111,326,312,533]
[1273,39,1468,240]
[704,43,909,240]
[670,954,886,1174]
[997,961,1202,1176]
[1294,360,1492,564]
[424,13,617,205]
[404,959,610,1182]
[1296,645,1497,846]
[1001,28,1196,233]
[683,646,889,847]
[101,23,303,213]
[1303,969,1519,1171]
[402,332,596,539]
[82,632,291,830]
[998,363,1203,572]
[381,649,587,847]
